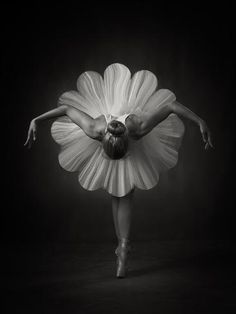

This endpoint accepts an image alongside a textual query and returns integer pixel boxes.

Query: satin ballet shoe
[114,238,122,258]
[116,238,131,278]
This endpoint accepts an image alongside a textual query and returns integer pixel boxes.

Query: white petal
[51,116,81,146]
[103,63,131,116]
[143,89,176,113]
[58,90,97,117]
[58,137,99,172]
[77,71,107,116]
[128,70,157,112]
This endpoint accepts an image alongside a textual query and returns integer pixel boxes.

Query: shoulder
[92,115,107,141]
[125,114,145,140]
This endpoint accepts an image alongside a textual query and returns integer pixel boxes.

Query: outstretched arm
[24,105,99,149]
[172,101,213,149]
[139,100,213,149]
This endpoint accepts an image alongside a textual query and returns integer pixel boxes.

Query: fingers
[24,137,32,149]
[24,121,37,149]
[204,142,209,150]
[201,124,214,150]
[205,130,214,150]
[24,136,29,147]
[24,131,35,149]
[24,135,32,147]
[201,130,207,143]
[204,133,214,150]
[208,133,214,148]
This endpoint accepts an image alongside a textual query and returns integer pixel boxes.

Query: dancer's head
[102,120,129,159]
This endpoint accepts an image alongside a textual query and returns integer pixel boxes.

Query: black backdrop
[2,2,234,245]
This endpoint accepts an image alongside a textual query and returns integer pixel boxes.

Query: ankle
[119,237,129,243]
[119,238,131,252]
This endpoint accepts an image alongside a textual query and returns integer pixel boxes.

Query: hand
[24,119,38,149]
[199,120,213,150]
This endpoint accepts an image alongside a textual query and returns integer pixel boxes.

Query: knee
[123,188,135,199]
[111,195,119,202]
[111,188,135,200]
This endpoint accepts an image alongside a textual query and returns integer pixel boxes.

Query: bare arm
[138,100,213,149]
[172,101,213,149]
[171,101,204,125]
[24,105,99,148]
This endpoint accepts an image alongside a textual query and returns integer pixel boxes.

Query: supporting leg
[112,195,120,241]
[115,189,135,278]
[117,189,134,240]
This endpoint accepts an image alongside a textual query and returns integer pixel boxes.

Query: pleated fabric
[51,63,185,197]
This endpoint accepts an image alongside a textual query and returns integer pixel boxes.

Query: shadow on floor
[3,240,236,314]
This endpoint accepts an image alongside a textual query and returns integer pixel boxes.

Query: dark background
[2,2,235,245]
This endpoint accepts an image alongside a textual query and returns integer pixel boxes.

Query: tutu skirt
[51,63,185,197]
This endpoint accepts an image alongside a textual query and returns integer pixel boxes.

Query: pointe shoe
[116,238,131,278]
[114,238,122,258]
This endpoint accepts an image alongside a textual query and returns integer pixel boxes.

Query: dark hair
[102,120,129,159]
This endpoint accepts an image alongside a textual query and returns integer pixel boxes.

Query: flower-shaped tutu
[51,63,185,197]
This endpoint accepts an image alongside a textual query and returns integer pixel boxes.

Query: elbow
[85,120,97,139]
[88,120,96,135]
[168,101,176,114]
[60,104,69,114]
[139,121,153,138]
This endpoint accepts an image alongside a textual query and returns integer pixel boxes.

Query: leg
[115,189,135,278]
[117,189,134,240]
[112,195,120,241]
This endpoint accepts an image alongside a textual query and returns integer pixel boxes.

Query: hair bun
[103,120,129,159]
[107,120,126,136]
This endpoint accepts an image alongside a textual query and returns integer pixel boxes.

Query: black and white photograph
[2,2,235,313]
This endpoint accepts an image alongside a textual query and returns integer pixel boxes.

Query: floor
[4,240,236,314]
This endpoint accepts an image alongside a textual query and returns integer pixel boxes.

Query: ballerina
[24,63,213,278]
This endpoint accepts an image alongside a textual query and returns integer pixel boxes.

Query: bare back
[93,114,144,141]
